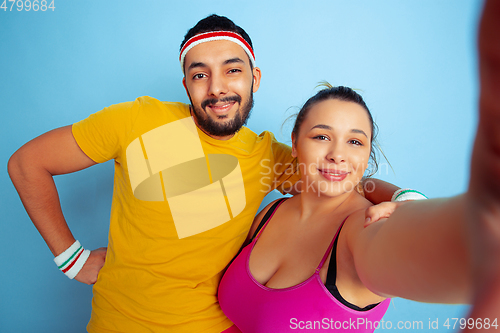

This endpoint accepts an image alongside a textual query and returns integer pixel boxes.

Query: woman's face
[292,99,372,197]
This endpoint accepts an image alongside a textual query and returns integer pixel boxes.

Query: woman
[219,85,392,332]
[218,2,500,330]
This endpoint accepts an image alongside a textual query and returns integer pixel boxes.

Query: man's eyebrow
[187,62,207,71]
[224,57,245,65]
[187,57,245,72]
[311,124,368,138]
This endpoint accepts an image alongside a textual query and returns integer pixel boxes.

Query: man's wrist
[391,188,428,202]
[53,240,90,279]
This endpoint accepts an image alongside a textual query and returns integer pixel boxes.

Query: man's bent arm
[363,178,399,204]
[8,125,102,283]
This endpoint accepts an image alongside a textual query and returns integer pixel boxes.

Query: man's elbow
[8,150,23,183]
[8,147,35,187]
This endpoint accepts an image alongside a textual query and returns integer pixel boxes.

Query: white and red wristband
[391,188,428,202]
[54,240,90,279]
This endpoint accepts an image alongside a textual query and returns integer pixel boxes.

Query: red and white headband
[179,31,256,73]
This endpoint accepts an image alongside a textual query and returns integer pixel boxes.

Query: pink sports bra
[218,199,390,332]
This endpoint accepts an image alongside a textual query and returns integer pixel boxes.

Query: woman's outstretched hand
[464,0,500,329]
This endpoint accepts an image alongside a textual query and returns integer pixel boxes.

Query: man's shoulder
[133,96,189,112]
[236,128,281,147]
[238,128,276,141]
[102,96,188,113]
[106,96,190,122]
[74,96,191,135]
[236,128,293,159]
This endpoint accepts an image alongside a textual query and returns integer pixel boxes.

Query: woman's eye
[313,135,329,141]
[348,139,363,146]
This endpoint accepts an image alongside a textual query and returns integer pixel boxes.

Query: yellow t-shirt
[72,96,299,333]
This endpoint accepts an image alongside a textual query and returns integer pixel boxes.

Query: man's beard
[190,91,254,138]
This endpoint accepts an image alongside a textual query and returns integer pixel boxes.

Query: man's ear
[291,132,297,157]
[182,77,187,93]
[252,67,262,93]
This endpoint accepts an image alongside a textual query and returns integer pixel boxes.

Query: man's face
[183,39,261,140]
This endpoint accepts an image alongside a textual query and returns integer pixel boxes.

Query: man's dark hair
[180,14,254,69]
[180,14,253,50]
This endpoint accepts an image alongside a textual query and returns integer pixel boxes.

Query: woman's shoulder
[352,190,374,209]
[247,197,290,241]
[340,193,375,241]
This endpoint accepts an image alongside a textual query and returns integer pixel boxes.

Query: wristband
[54,240,91,279]
[391,188,428,202]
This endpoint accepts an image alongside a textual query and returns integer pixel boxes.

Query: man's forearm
[8,152,76,256]
[363,178,399,204]
[7,126,97,256]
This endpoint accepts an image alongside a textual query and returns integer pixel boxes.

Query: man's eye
[193,73,206,80]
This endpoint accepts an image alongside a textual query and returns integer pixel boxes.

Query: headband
[180,31,256,73]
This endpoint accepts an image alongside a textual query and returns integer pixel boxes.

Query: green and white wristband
[391,188,428,202]
[53,240,91,279]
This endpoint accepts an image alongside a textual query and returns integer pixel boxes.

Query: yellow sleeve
[268,133,301,194]
[72,100,138,164]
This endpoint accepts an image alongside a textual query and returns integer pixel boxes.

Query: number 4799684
[1,0,55,11]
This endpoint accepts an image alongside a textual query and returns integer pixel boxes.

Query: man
[8,15,403,332]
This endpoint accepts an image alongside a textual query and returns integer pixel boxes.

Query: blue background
[0,0,483,332]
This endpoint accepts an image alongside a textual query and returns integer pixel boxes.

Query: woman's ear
[291,132,297,158]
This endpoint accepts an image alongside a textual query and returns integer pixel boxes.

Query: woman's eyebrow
[351,129,368,138]
[311,124,368,138]
[310,124,332,131]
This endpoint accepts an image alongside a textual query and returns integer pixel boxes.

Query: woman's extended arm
[465,0,500,322]
[347,196,471,303]
[347,0,500,307]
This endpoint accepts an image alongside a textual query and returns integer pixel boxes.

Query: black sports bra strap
[324,221,380,312]
[250,198,287,241]
[325,223,343,286]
